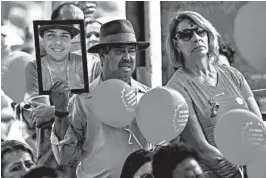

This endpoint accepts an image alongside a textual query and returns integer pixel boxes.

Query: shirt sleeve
[50,94,87,166]
[228,67,254,99]
[166,74,196,118]
[24,61,39,100]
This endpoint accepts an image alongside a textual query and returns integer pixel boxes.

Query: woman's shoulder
[166,69,190,91]
[215,64,244,80]
[167,69,189,85]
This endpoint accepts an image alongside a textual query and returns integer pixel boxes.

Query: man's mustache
[118,60,133,67]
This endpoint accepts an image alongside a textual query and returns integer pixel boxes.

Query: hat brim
[87,42,150,53]
[39,25,80,38]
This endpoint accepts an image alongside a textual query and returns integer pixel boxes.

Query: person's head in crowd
[120,149,153,178]
[1,140,36,178]
[152,142,205,178]
[51,2,84,20]
[38,22,80,62]
[85,19,102,49]
[22,167,64,178]
[87,19,150,84]
[1,26,24,58]
[166,11,220,69]
[218,41,235,67]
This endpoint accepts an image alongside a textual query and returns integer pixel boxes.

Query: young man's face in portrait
[42,28,71,61]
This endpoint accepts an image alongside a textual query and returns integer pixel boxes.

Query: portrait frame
[33,19,89,95]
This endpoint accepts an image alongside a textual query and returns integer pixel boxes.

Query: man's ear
[99,53,105,67]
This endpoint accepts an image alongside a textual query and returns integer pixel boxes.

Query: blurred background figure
[1,25,34,104]
[85,19,101,49]
[120,149,153,178]
[75,1,96,21]
[1,140,36,178]
[217,41,235,67]
[1,89,15,142]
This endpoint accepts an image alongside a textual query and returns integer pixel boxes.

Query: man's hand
[201,152,240,178]
[50,79,70,112]
[29,102,55,128]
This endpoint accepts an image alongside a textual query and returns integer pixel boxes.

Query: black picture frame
[33,19,89,95]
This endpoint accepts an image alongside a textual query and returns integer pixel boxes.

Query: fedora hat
[39,24,80,39]
[88,19,150,53]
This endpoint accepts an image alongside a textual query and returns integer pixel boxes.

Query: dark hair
[51,3,84,20]
[152,142,199,178]
[120,149,153,178]
[218,41,235,65]
[22,167,63,178]
[1,140,35,175]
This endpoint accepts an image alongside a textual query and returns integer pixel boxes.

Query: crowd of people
[1,2,264,178]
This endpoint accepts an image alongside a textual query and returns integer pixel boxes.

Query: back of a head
[22,167,63,178]
[51,3,84,20]
[120,149,153,178]
[152,142,199,178]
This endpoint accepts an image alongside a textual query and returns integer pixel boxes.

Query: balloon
[136,86,189,145]
[91,79,137,128]
[214,109,266,165]
[234,2,266,72]
[247,148,266,178]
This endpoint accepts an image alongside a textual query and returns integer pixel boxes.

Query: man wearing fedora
[50,19,151,178]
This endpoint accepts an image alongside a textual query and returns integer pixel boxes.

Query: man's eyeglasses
[173,27,207,41]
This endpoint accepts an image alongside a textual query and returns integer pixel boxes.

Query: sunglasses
[173,27,207,41]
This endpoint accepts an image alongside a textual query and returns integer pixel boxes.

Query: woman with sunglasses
[166,11,262,178]
[120,149,154,178]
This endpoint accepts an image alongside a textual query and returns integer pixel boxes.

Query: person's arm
[166,81,239,177]
[242,78,263,121]
[50,84,87,165]
[229,67,263,121]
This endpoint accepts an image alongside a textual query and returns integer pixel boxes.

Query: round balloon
[214,109,266,165]
[234,2,266,72]
[91,79,137,128]
[247,148,266,178]
[136,86,189,145]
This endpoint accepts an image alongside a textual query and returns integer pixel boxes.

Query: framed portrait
[33,19,89,95]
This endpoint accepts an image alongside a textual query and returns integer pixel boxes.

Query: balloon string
[124,127,143,149]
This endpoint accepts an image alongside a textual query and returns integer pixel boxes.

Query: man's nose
[123,50,131,60]
[55,37,63,44]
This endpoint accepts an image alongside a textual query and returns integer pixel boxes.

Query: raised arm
[50,80,87,165]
